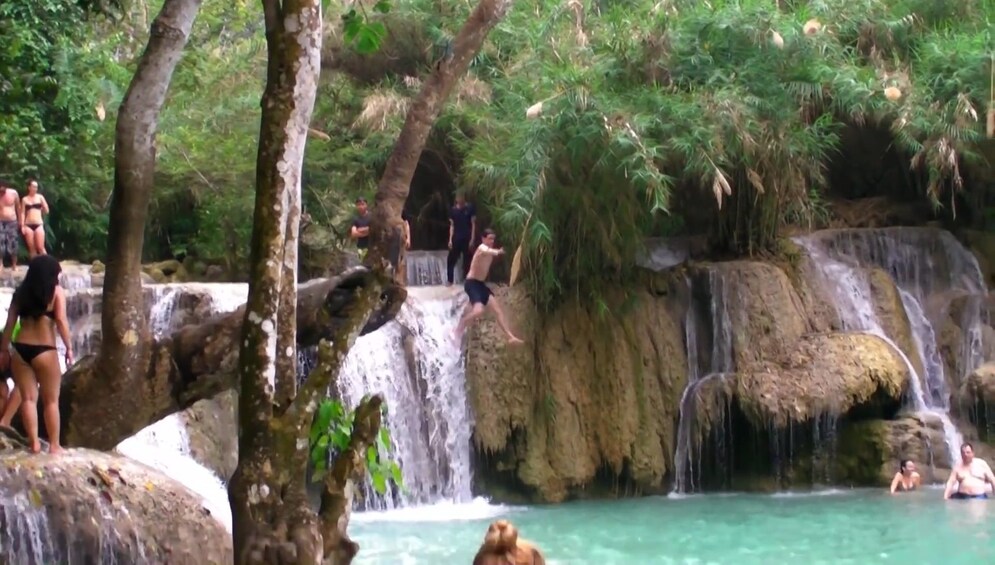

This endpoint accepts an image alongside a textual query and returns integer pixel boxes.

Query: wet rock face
[959,362,995,442]
[0,442,232,564]
[179,390,239,481]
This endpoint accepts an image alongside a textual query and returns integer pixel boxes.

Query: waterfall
[672,269,734,494]
[336,285,473,509]
[406,250,454,286]
[793,229,985,465]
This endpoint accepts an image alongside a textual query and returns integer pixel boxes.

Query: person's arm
[0,298,18,370]
[349,220,361,240]
[54,287,73,366]
[477,244,504,257]
[404,219,411,249]
[448,218,454,249]
[913,472,921,488]
[13,192,22,227]
[943,469,958,499]
[17,199,25,227]
[469,207,477,247]
[889,472,901,494]
[40,194,50,215]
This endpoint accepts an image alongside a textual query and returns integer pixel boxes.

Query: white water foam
[338,285,478,510]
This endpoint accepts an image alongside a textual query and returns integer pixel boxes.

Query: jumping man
[452,229,524,345]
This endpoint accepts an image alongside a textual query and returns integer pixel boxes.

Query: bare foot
[48,445,63,455]
[29,440,41,454]
[507,336,525,346]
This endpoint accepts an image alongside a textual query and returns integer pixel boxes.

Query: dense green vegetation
[2,0,993,308]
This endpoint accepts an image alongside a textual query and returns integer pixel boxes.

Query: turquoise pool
[350,488,995,564]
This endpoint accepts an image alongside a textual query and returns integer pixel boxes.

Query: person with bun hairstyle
[472,519,546,565]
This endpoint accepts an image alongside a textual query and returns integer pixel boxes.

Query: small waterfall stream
[792,229,991,465]
[671,269,734,494]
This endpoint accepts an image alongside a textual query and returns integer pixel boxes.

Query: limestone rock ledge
[717,332,909,428]
[0,436,232,564]
[466,275,688,503]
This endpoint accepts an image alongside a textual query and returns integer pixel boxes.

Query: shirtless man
[452,229,524,345]
[943,442,995,499]
[0,181,22,273]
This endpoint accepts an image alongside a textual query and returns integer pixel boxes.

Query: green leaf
[373,1,391,15]
[371,472,388,495]
[378,427,392,452]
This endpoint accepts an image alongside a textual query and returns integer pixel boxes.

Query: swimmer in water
[889,459,921,494]
[943,443,995,500]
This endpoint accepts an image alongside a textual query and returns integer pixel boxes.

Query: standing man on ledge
[453,229,523,345]
[349,196,371,260]
[446,192,476,285]
[0,181,22,274]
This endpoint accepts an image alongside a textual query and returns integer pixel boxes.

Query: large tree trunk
[94,0,202,433]
[49,268,406,451]
[366,0,514,270]
[228,0,515,563]
[228,1,326,563]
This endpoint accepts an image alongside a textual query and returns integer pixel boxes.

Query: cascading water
[671,269,735,494]
[406,250,454,286]
[336,284,474,509]
[792,228,991,465]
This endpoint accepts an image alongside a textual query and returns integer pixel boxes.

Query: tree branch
[317,394,383,564]
[367,0,515,267]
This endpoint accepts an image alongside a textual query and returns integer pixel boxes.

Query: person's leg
[459,244,473,281]
[486,295,524,344]
[454,303,486,339]
[33,225,46,256]
[0,386,21,427]
[11,353,40,452]
[32,351,62,454]
[446,244,463,285]
[21,226,34,258]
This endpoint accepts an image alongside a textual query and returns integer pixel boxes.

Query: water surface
[350,489,995,564]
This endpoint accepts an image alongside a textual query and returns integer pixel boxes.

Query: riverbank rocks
[0,443,232,564]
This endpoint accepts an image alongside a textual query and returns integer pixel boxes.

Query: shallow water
[350,489,995,564]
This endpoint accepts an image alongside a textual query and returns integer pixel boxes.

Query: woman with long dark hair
[0,255,73,453]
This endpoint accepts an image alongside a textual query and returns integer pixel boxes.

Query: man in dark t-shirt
[447,194,476,285]
[349,197,371,259]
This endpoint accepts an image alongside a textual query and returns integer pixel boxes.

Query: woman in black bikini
[889,459,921,493]
[0,255,73,454]
[19,179,49,258]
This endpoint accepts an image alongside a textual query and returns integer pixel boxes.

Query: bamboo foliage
[320,0,994,309]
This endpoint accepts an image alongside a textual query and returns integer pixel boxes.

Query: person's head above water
[900,459,916,474]
[26,178,38,194]
[13,255,62,318]
[961,442,974,464]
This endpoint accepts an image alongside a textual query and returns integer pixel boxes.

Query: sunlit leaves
[309,398,404,497]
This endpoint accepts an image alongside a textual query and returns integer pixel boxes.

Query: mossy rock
[0,446,231,563]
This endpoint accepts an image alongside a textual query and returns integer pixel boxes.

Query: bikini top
[25,202,43,210]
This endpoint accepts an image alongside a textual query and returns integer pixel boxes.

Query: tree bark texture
[100,0,202,399]
[45,268,405,451]
[367,0,514,269]
[229,0,326,563]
